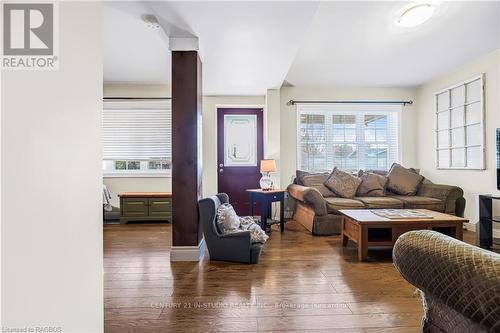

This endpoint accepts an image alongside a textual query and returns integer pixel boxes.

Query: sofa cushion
[391,196,445,212]
[386,163,424,195]
[324,168,362,198]
[296,170,328,185]
[301,173,336,197]
[324,197,364,214]
[355,196,404,209]
[356,170,388,197]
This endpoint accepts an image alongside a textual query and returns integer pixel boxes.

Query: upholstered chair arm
[287,184,327,216]
[417,183,464,215]
[220,231,251,240]
[393,230,500,332]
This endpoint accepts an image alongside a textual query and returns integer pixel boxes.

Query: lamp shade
[260,159,277,173]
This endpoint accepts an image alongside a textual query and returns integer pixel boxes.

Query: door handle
[219,168,224,173]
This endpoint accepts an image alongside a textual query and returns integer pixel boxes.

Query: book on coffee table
[371,209,434,219]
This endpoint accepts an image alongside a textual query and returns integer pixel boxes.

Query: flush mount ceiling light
[141,14,161,30]
[396,3,435,27]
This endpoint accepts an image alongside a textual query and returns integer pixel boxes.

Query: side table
[478,194,500,249]
[247,189,286,232]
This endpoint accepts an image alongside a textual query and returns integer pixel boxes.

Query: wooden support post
[171,50,203,260]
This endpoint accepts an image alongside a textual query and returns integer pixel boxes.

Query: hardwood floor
[104,221,475,332]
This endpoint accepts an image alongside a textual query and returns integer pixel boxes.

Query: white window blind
[435,75,485,169]
[103,100,171,174]
[297,103,401,173]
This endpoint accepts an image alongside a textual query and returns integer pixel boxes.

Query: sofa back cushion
[301,173,336,197]
[386,163,424,195]
[295,170,330,184]
[356,170,388,197]
[324,168,362,198]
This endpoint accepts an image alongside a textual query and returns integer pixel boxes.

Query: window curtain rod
[287,100,413,106]
[103,97,172,100]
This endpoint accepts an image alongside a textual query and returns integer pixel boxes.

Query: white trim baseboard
[170,238,206,261]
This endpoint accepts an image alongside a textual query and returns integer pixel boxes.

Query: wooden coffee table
[339,209,468,261]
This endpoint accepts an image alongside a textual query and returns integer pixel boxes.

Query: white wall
[1,2,103,331]
[265,89,281,189]
[279,86,418,188]
[103,83,171,207]
[416,49,500,225]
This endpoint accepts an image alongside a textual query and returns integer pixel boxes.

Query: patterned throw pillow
[356,170,388,197]
[216,203,269,243]
[301,173,336,197]
[386,163,424,195]
[324,168,362,198]
[216,203,241,233]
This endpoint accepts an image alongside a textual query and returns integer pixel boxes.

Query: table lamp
[260,159,276,190]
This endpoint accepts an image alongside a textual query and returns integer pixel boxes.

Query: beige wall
[416,49,500,226]
[103,83,172,206]
[104,83,171,98]
[2,2,103,330]
[279,86,418,188]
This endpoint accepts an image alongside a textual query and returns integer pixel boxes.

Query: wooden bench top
[118,192,172,198]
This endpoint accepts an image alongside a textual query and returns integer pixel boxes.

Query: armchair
[198,193,263,264]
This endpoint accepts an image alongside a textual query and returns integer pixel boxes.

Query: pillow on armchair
[386,163,424,195]
[216,203,269,243]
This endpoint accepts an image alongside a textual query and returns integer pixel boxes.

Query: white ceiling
[104,2,171,84]
[103,1,499,95]
[285,1,500,87]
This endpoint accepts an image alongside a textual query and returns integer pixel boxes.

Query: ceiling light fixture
[142,15,161,30]
[396,3,435,27]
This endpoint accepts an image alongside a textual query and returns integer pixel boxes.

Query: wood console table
[119,192,172,224]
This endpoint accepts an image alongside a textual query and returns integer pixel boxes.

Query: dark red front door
[217,108,263,215]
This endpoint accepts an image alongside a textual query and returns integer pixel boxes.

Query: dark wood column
[172,51,203,247]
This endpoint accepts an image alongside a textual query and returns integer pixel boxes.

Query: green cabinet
[119,193,172,224]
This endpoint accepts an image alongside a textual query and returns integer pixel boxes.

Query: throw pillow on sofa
[301,173,336,197]
[386,163,424,195]
[356,170,388,197]
[324,167,362,198]
[216,203,269,243]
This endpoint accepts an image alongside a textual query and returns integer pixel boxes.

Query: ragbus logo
[2,2,58,70]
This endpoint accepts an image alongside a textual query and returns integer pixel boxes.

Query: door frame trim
[215,105,265,195]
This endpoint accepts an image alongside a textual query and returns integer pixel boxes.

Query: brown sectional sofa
[287,170,466,236]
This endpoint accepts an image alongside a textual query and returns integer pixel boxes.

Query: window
[297,103,400,173]
[435,75,485,169]
[103,100,171,176]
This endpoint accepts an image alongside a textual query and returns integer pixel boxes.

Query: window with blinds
[297,103,401,173]
[103,100,171,176]
[435,75,485,169]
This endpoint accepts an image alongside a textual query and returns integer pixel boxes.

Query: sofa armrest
[393,230,500,331]
[417,183,464,215]
[287,184,327,216]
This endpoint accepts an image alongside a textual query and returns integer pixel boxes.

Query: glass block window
[435,75,485,169]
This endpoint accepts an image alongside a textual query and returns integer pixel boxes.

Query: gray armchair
[198,193,263,264]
